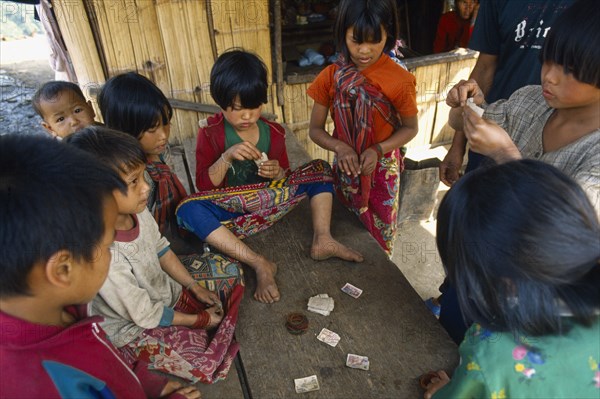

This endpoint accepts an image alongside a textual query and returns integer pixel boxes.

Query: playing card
[466,97,484,117]
[254,151,269,166]
[341,283,363,298]
[316,328,340,347]
[346,354,370,371]
[294,375,320,393]
[307,294,334,316]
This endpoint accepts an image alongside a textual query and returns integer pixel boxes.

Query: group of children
[1,0,598,397]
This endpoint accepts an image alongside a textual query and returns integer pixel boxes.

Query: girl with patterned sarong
[307,0,419,255]
[176,50,363,304]
[98,72,194,255]
[97,71,244,316]
[67,126,243,386]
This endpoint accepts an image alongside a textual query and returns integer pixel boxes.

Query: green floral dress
[434,316,600,398]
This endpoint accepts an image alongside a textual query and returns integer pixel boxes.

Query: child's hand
[224,141,262,162]
[258,159,283,179]
[160,380,202,398]
[190,283,222,309]
[205,306,224,329]
[335,142,360,177]
[359,147,378,175]
[463,106,520,162]
[446,79,484,108]
[439,141,465,187]
[423,370,450,399]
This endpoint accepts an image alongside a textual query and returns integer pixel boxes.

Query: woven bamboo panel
[52,0,105,103]
[431,57,477,145]
[210,1,271,71]
[153,1,206,142]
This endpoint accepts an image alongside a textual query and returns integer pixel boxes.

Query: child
[176,50,363,304]
[433,0,477,53]
[439,0,599,344]
[447,0,599,214]
[97,72,188,246]
[32,80,96,139]
[0,134,199,398]
[307,0,419,255]
[423,160,600,398]
[66,126,243,384]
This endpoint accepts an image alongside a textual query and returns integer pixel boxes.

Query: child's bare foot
[311,235,364,262]
[253,258,280,303]
[160,381,201,398]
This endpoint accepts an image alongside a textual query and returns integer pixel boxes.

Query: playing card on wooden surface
[341,283,363,298]
[307,294,334,316]
[346,354,370,370]
[316,328,340,347]
[294,375,320,393]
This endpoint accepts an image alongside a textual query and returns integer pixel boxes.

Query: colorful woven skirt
[177,159,333,239]
[334,149,402,255]
[119,271,244,384]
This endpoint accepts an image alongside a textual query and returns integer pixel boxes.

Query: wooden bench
[169,129,457,398]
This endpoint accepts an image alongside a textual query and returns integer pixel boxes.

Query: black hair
[65,125,147,175]
[436,160,600,336]
[32,81,87,117]
[334,0,399,62]
[541,0,600,88]
[210,49,268,110]
[0,134,125,297]
[98,72,173,139]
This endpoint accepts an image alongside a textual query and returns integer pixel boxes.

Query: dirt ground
[0,36,54,136]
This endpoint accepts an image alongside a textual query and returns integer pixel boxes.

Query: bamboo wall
[54,0,476,158]
[53,0,274,144]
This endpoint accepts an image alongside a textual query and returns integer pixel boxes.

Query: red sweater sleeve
[195,125,223,191]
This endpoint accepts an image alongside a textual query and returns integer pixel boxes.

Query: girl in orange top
[307,0,419,255]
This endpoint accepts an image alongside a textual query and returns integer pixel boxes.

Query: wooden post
[273,0,284,106]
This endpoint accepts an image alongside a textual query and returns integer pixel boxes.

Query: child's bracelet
[192,310,210,329]
[186,280,198,290]
[370,143,384,158]
[220,154,235,174]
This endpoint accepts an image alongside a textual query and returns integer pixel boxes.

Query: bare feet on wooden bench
[310,235,364,262]
[253,258,280,303]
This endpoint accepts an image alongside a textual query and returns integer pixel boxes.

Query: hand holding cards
[466,97,484,117]
[254,151,269,166]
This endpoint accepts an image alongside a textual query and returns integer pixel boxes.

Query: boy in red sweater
[0,135,199,398]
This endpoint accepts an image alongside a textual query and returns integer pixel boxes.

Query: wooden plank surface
[235,199,458,398]
[194,357,245,398]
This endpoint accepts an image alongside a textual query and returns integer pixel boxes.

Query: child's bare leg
[309,192,364,262]
[205,226,280,303]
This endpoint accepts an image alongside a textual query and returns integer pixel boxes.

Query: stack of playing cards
[316,328,341,347]
[466,97,484,117]
[341,283,363,298]
[307,294,334,316]
[294,375,320,393]
[254,151,269,166]
[346,354,370,370]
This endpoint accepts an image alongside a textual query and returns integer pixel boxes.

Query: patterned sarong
[120,284,244,384]
[332,59,403,255]
[334,150,402,255]
[177,159,333,239]
[146,160,188,234]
